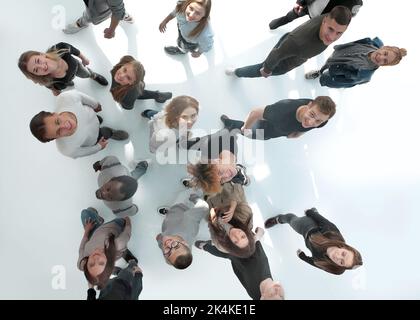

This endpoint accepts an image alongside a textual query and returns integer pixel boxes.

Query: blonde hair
[381,46,407,66]
[110,55,145,103]
[18,47,68,87]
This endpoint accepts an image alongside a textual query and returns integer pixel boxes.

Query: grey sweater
[97,156,138,217]
[157,191,209,247]
[85,0,126,25]
[55,90,102,159]
[78,219,132,270]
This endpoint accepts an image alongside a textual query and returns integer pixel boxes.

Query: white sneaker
[63,21,87,34]
[225,67,236,76]
[122,13,134,24]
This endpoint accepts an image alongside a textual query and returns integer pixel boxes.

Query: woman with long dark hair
[265,208,363,275]
[110,55,172,110]
[77,207,133,289]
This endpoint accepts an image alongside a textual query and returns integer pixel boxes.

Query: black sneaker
[140,109,154,119]
[110,130,129,140]
[123,249,138,264]
[264,215,284,229]
[91,73,109,86]
[269,16,290,30]
[181,178,192,188]
[158,207,169,215]
[164,46,186,55]
[194,240,211,250]
[236,164,251,186]
[154,91,172,103]
[112,266,122,276]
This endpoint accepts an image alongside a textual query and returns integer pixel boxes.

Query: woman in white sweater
[29,90,129,159]
[140,95,199,154]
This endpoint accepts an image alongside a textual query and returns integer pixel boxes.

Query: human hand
[191,51,202,58]
[84,218,96,233]
[98,137,108,149]
[221,209,234,223]
[81,57,90,66]
[104,28,115,39]
[259,67,272,78]
[294,4,304,15]
[159,20,168,33]
[94,103,102,113]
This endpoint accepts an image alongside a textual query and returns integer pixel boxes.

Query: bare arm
[242,108,265,131]
[104,15,120,39]
[159,13,176,33]
[287,131,305,139]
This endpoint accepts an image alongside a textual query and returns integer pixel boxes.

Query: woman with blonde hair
[305,37,407,88]
[159,0,213,58]
[141,95,199,154]
[265,208,363,275]
[18,42,108,96]
[110,55,172,110]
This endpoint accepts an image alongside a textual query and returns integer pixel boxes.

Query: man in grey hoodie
[94,156,148,217]
[156,190,209,270]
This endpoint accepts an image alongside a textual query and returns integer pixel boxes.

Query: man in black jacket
[269,0,363,30]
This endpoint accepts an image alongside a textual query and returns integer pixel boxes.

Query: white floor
[1,0,419,299]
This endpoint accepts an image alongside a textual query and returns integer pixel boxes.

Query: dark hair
[176,0,212,38]
[173,249,193,269]
[312,96,336,118]
[29,111,54,142]
[328,6,352,26]
[83,235,117,289]
[309,232,363,275]
[209,204,256,258]
[110,176,138,200]
[110,55,145,105]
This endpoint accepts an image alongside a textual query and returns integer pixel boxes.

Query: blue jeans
[81,208,125,239]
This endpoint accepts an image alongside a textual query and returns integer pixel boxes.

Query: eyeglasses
[163,240,186,258]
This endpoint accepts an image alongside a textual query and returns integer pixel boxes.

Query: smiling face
[370,48,398,66]
[43,112,77,140]
[327,247,355,268]
[87,249,107,277]
[26,54,57,76]
[161,235,189,265]
[185,2,206,22]
[178,106,198,129]
[114,63,137,86]
[229,228,249,248]
[299,103,330,129]
[319,16,348,46]
[95,180,124,201]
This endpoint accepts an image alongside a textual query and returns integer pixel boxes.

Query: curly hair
[164,95,199,129]
[187,163,221,194]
